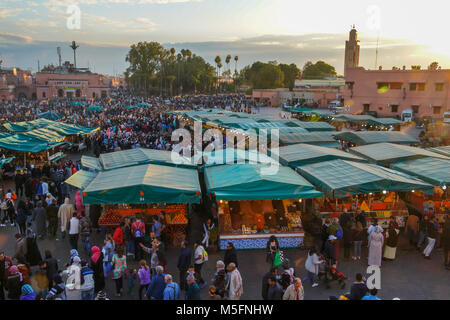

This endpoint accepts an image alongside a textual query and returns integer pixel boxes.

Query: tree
[69,41,80,68]
[428,62,439,70]
[225,55,232,77]
[411,65,421,70]
[302,60,337,79]
[125,41,165,95]
[279,63,300,90]
[214,56,222,77]
[242,61,284,89]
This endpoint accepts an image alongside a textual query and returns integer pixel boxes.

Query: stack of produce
[98,210,122,226]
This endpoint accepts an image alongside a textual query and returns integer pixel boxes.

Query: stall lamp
[219,200,223,204]
[442,185,447,190]
[412,190,415,193]
[369,193,373,195]
[382,190,387,194]
[298,199,302,203]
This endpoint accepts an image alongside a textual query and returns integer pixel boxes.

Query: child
[125,268,137,299]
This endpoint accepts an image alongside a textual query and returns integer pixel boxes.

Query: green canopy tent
[350,143,449,165]
[204,163,322,201]
[334,131,419,146]
[391,157,450,187]
[69,101,85,106]
[73,164,201,204]
[427,146,450,157]
[21,128,66,142]
[123,105,138,110]
[37,111,63,121]
[288,121,336,132]
[296,159,433,198]
[196,148,278,170]
[2,118,56,132]
[137,102,150,107]
[366,118,403,127]
[65,169,98,189]
[279,132,339,147]
[81,156,103,171]
[0,134,66,153]
[282,107,313,113]
[231,122,290,130]
[332,114,375,122]
[86,106,105,112]
[275,143,365,167]
[46,122,99,136]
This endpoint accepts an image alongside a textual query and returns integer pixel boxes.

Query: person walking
[423,217,438,260]
[14,233,27,264]
[303,247,323,287]
[383,222,400,261]
[282,278,304,300]
[111,247,127,297]
[46,200,58,238]
[342,221,353,260]
[43,250,58,289]
[193,240,207,288]
[225,262,243,300]
[261,267,278,300]
[185,274,201,300]
[58,198,74,239]
[138,260,151,300]
[131,216,145,261]
[68,213,80,250]
[16,201,28,235]
[405,213,419,247]
[417,215,429,251]
[0,252,13,300]
[368,226,384,267]
[177,240,191,291]
[90,246,105,293]
[113,222,124,248]
[443,215,450,269]
[31,201,46,239]
[224,242,238,268]
[163,274,180,300]
[352,219,364,260]
[145,266,166,300]
[79,214,91,255]
[102,233,115,277]
[74,190,85,218]
[266,275,283,300]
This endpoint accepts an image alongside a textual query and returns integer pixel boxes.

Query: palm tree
[234,55,239,74]
[69,41,80,68]
[214,56,221,77]
[225,55,232,77]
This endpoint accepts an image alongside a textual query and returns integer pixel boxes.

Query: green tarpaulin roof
[290,121,336,132]
[232,122,290,130]
[391,157,450,186]
[86,106,105,111]
[302,110,335,117]
[65,169,98,189]
[46,122,98,136]
[427,146,450,157]
[81,156,103,171]
[334,131,418,146]
[3,118,55,132]
[204,163,322,201]
[297,159,433,198]
[0,134,66,152]
[70,102,85,106]
[283,107,313,113]
[279,132,339,147]
[196,149,278,169]
[80,164,201,204]
[124,105,138,109]
[37,112,63,120]
[276,143,365,167]
[91,148,195,171]
[333,114,375,122]
[21,128,66,142]
[350,143,449,165]
[367,118,403,126]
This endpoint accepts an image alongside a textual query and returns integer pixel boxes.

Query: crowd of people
[0,91,449,301]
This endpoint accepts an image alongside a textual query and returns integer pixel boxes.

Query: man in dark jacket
[324,235,337,265]
[343,221,353,260]
[177,241,191,291]
[224,242,238,268]
[46,200,59,238]
[266,276,283,300]
[347,273,368,300]
[44,250,58,289]
[262,267,278,300]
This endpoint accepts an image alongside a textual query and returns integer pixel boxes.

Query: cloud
[44,0,201,5]
[0,6,23,19]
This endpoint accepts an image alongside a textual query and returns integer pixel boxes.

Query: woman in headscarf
[32,201,46,239]
[75,190,85,218]
[20,284,36,300]
[368,225,384,267]
[6,266,22,300]
[383,221,400,261]
[69,249,79,265]
[90,246,105,293]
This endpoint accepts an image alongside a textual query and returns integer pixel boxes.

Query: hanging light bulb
[382,190,387,194]
[443,185,447,190]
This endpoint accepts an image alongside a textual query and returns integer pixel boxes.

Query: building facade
[344,28,450,120]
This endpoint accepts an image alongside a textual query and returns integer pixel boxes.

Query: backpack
[135,228,142,238]
[336,228,343,240]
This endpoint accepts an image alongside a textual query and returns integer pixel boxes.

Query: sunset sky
[1,0,449,75]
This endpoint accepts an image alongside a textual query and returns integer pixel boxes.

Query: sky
[1,0,450,75]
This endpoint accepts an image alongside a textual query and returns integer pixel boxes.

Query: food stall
[334,131,419,147]
[296,159,434,229]
[204,163,323,250]
[66,162,201,247]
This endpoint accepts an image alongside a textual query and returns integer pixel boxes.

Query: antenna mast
[57,47,62,67]
[375,32,380,69]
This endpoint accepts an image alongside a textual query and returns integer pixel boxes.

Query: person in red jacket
[113,222,124,247]
[131,216,146,261]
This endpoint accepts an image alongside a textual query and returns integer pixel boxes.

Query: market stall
[350,143,449,166]
[278,132,340,148]
[204,163,322,250]
[296,159,434,228]
[334,131,419,147]
[66,163,201,246]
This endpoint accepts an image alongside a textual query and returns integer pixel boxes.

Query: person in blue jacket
[186,273,201,300]
[145,265,165,300]
[163,274,180,300]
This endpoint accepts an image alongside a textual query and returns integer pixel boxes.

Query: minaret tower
[344,25,360,76]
